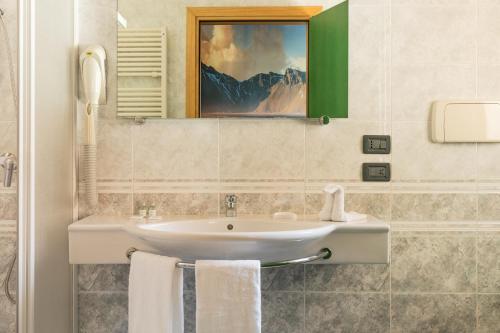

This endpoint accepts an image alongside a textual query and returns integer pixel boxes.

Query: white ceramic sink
[124,217,336,261]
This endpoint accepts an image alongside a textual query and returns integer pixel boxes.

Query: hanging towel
[196,260,261,333]
[129,251,183,333]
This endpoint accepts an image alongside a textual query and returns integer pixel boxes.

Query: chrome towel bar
[125,247,332,269]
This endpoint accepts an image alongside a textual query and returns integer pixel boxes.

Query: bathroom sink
[123,217,337,261]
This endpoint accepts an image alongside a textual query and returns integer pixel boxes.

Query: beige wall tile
[0,194,17,220]
[478,194,500,220]
[349,64,387,121]
[306,120,388,181]
[476,143,500,181]
[349,5,387,66]
[391,5,475,65]
[220,119,305,180]
[133,120,219,180]
[97,193,133,216]
[477,235,500,292]
[478,65,500,100]
[392,121,476,181]
[391,65,475,121]
[305,192,391,220]
[220,192,304,216]
[133,193,218,216]
[477,295,500,333]
[97,121,133,180]
[391,235,476,292]
[478,4,500,65]
[0,121,17,155]
[392,193,477,221]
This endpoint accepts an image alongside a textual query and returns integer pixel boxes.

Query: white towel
[129,251,183,333]
[319,184,367,222]
[195,260,261,333]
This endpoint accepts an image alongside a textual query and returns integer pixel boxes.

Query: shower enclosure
[0,0,18,331]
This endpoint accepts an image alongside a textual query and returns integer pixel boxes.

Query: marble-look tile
[96,121,133,180]
[391,235,476,292]
[134,193,218,216]
[78,265,129,292]
[262,292,304,333]
[305,264,389,292]
[391,65,475,122]
[477,294,500,333]
[478,5,500,64]
[305,192,391,220]
[133,120,219,180]
[392,122,476,180]
[0,194,17,220]
[478,194,500,220]
[0,235,16,294]
[97,193,133,216]
[391,5,475,65]
[477,236,500,292]
[305,292,389,333]
[392,193,477,221]
[391,294,476,333]
[220,119,305,180]
[0,122,17,158]
[0,0,17,124]
[184,290,196,333]
[78,292,128,333]
[306,120,388,181]
[261,265,304,291]
[220,193,304,216]
[0,295,16,333]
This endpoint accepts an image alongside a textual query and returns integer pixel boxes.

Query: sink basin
[124,217,336,261]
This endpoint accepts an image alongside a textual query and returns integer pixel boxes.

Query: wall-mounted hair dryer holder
[79,45,106,209]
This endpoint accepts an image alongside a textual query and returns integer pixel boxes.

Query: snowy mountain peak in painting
[200,63,306,118]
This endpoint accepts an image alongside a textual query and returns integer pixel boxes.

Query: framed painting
[186,7,323,118]
[199,22,308,118]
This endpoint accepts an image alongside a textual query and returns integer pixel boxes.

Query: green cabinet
[308,1,349,119]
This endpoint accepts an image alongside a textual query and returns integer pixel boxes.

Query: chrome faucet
[224,194,237,217]
[0,153,17,187]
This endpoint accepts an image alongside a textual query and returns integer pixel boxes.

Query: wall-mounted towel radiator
[117,27,167,119]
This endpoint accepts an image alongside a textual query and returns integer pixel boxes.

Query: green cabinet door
[308,1,349,119]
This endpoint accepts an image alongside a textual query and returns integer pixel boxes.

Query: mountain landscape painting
[199,22,308,118]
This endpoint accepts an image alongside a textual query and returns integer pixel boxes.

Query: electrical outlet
[363,135,391,154]
[362,163,391,182]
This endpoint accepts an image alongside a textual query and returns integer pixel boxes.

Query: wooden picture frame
[186,6,323,118]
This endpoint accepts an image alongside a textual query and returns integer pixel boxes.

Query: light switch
[362,163,391,182]
[363,135,391,154]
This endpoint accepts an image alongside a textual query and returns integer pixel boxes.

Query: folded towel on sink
[129,251,183,333]
[319,183,367,222]
[195,260,261,333]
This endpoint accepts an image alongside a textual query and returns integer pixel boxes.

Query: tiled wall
[77,0,500,332]
[0,0,17,331]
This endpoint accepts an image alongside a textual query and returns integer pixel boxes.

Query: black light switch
[363,135,391,154]
[362,163,391,182]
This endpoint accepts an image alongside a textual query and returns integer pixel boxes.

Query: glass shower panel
[0,0,18,332]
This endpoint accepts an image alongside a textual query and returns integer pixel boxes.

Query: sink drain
[226,224,234,231]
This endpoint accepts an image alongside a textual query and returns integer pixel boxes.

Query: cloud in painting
[200,24,305,81]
